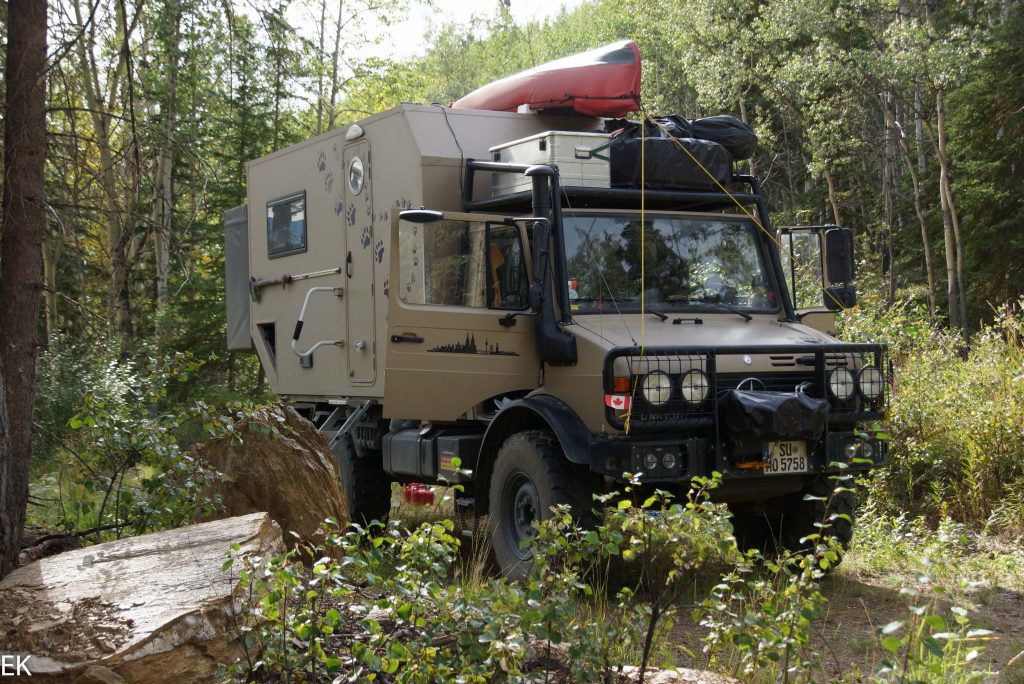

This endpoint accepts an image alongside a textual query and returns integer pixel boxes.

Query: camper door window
[266,192,307,258]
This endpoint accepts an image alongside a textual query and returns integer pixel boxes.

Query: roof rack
[462,160,762,213]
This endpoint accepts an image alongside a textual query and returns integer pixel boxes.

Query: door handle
[390,333,424,344]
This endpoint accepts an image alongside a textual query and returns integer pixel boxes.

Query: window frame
[484,222,531,311]
[266,191,308,259]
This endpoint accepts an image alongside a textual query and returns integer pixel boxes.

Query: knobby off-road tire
[783,475,855,554]
[729,476,855,562]
[488,431,598,581]
[334,432,392,526]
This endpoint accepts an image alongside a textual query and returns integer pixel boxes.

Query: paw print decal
[347,204,356,227]
[334,193,343,216]
[383,277,389,297]
[374,239,385,264]
[317,150,327,173]
[361,226,372,249]
[323,170,334,192]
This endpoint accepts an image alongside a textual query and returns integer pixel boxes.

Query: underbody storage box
[490,131,610,195]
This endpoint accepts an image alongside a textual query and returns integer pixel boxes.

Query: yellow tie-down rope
[618,110,851,434]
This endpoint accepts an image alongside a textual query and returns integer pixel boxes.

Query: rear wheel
[488,431,595,581]
[333,432,392,526]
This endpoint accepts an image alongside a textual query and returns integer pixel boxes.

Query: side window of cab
[398,219,528,310]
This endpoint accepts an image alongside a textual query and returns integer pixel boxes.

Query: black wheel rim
[501,470,539,561]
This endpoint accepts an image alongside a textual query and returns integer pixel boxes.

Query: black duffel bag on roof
[689,115,758,160]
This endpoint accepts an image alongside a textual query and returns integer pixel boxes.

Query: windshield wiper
[698,302,753,321]
[647,307,668,321]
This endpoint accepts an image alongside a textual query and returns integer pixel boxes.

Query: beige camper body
[245,104,601,403]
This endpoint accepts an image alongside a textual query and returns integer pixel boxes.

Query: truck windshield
[563,213,778,315]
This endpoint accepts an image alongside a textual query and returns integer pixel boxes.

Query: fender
[480,394,594,466]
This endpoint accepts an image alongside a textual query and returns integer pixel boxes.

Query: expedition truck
[224,51,887,578]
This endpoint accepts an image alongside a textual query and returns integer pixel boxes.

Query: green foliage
[697,472,851,683]
[221,477,737,682]
[840,300,1024,531]
[874,584,994,683]
[29,349,235,538]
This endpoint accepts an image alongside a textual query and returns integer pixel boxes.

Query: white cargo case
[489,131,610,196]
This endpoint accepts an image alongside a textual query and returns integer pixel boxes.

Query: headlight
[662,452,677,470]
[679,369,710,405]
[641,371,672,406]
[857,366,884,400]
[643,452,659,470]
[828,367,855,400]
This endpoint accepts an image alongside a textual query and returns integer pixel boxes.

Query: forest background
[0,0,1023,569]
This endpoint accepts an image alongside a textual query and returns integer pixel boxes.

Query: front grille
[717,372,819,396]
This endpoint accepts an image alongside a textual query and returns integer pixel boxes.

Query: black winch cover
[610,137,732,191]
[724,389,828,442]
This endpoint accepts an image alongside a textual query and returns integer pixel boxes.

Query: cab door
[384,211,539,420]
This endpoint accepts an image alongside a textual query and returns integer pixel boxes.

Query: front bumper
[594,342,888,487]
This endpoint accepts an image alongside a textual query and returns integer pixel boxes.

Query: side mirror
[824,227,854,284]
[824,284,857,311]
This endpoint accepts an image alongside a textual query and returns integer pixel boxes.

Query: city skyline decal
[428,333,519,356]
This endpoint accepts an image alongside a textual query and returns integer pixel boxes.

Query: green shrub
[29,351,228,537]
[839,299,1024,533]
[221,476,737,683]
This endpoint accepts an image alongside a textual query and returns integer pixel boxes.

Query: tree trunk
[316,0,327,135]
[328,0,344,130]
[883,99,936,320]
[42,232,62,347]
[824,167,842,226]
[153,0,181,335]
[72,0,142,356]
[0,0,48,579]
[738,91,755,177]
[935,89,969,341]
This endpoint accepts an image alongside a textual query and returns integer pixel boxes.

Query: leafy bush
[221,476,737,683]
[29,350,229,537]
[839,299,1024,533]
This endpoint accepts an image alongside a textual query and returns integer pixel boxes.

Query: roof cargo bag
[689,115,758,160]
[609,136,732,191]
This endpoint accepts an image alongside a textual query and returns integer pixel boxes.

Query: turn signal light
[613,376,631,393]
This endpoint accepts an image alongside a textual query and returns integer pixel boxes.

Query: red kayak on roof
[451,40,642,117]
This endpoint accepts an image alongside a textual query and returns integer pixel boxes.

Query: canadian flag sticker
[605,394,631,411]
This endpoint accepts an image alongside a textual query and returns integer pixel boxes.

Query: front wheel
[729,476,856,563]
[781,476,855,555]
[488,431,594,581]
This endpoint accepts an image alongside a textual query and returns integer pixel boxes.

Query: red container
[402,483,435,506]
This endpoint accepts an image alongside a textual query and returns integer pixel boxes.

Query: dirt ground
[666,569,1024,683]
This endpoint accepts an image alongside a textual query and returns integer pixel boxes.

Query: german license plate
[763,441,808,475]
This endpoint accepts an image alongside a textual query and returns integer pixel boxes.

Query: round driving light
[861,440,875,459]
[828,367,855,400]
[662,452,677,470]
[641,371,673,406]
[844,442,859,460]
[680,369,710,405]
[644,453,659,470]
[858,366,884,400]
